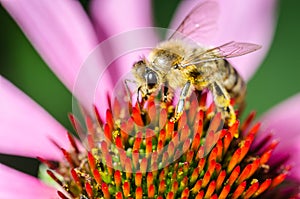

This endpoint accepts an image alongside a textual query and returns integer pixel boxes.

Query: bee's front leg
[210,81,236,127]
[170,81,191,123]
[124,79,136,103]
[161,84,174,103]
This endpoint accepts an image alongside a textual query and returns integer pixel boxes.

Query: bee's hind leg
[170,81,191,123]
[210,81,236,127]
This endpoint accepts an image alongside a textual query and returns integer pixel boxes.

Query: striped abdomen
[222,60,246,104]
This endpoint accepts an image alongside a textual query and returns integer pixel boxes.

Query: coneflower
[42,91,298,199]
[2,1,299,199]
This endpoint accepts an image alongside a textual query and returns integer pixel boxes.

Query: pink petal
[1,0,99,92]
[170,0,277,81]
[90,0,153,41]
[0,164,56,199]
[259,93,300,180]
[88,1,159,116]
[89,0,157,84]
[0,76,76,160]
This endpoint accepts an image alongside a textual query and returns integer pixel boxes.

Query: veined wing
[169,1,219,45]
[182,41,262,66]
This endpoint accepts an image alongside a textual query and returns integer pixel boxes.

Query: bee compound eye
[146,71,158,89]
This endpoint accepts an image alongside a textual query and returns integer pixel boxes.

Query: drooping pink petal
[90,0,153,41]
[89,0,158,115]
[0,76,78,160]
[259,93,300,180]
[170,0,277,81]
[90,0,157,83]
[1,0,99,93]
[0,163,56,199]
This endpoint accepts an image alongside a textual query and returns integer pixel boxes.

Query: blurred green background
[0,0,299,177]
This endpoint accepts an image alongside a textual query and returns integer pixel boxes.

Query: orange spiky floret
[41,91,299,199]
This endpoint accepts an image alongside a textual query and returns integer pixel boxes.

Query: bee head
[132,59,159,98]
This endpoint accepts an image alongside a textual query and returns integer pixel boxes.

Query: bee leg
[162,84,174,103]
[210,81,236,127]
[162,85,169,102]
[124,79,136,104]
[124,78,144,111]
[136,86,144,111]
[170,81,191,123]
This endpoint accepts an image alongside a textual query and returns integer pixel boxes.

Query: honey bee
[131,1,261,126]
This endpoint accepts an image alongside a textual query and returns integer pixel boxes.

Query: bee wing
[182,41,262,66]
[169,1,219,44]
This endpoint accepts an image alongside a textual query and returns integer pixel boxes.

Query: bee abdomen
[222,61,246,103]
